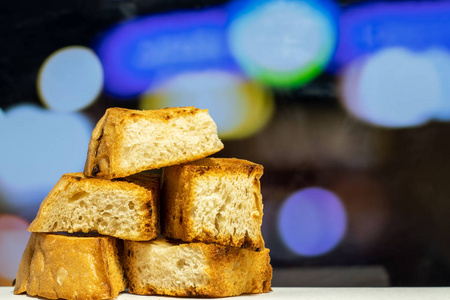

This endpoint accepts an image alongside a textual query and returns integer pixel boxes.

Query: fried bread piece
[162,158,265,250]
[28,172,159,241]
[123,238,272,297]
[84,107,224,179]
[14,233,126,300]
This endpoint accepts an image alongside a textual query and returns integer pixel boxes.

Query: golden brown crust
[84,107,224,179]
[161,165,193,243]
[124,240,272,297]
[28,172,159,241]
[14,233,126,300]
[162,158,265,250]
[203,245,272,297]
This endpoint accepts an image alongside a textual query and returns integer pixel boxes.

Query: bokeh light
[227,0,337,88]
[0,105,93,220]
[0,214,28,230]
[334,1,450,70]
[425,48,450,121]
[339,47,442,128]
[139,70,274,140]
[38,46,103,112]
[96,8,236,98]
[278,187,347,256]
[0,214,30,286]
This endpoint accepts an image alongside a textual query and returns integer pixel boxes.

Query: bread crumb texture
[124,239,272,297]
[162,158,265,250]
[84,107,224,179]
[14,233,126,300]
[28,172,159,241]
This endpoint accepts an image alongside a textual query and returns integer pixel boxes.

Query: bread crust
[28,172,159,241]
[124,239,272,297]
[162,158,265,250]
[84,107,224,179]
[14,233,126,300]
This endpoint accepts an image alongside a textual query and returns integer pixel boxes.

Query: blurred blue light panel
[334,1,450,70]
[0,105,93,220]
[96,8,237,98]
[227,0,338,88]
[278,187,347,256]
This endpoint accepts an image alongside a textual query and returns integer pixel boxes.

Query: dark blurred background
[1,0,450,287]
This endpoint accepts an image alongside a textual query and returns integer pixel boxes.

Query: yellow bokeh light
[139,70,274,140]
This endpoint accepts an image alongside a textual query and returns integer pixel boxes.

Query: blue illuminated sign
[96,8,237,98]
[334,1,450,70]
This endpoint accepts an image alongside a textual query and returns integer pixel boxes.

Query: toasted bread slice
[162,158,265,250]
[14,233,126,300]
[28,172,159,241]
[123,238,272,297]
[84,107,224,179]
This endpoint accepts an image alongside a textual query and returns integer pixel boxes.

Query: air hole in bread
[102,212,111,217]
[98,217,107,227]
[128,202,135,210]
[225,194,232,205]
[214,217,219,233]
[177,259,187,269]
[68,191,89,203]
[105,204,113,210]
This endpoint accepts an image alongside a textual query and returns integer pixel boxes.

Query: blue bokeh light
[96,8,237,98]
[278,187,347,256]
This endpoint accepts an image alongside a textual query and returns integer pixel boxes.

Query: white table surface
[2,287,450,300]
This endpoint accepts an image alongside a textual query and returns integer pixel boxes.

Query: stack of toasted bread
[13,107,272,300]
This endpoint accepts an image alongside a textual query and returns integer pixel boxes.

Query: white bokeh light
[228,0,336,87]
[425,48,450,121]
[38,46,103,112]
[340,48,443,128]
